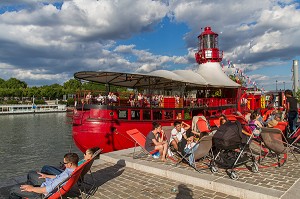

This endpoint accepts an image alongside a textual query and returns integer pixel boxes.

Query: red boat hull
[72,108,184,153]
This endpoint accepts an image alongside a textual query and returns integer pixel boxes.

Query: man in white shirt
[169,121,191,152]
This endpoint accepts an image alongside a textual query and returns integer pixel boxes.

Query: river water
[0,112,81,181]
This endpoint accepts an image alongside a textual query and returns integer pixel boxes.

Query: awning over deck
[74,63,240,89]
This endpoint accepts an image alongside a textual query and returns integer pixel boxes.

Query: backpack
[213,120,246,149]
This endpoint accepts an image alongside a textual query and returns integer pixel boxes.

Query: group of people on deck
[145,121,201,163]
[84,91,118,105]
[245,89,298,134]
[143,89,299,163]
[9,147,100,199]
[128,93,165,108]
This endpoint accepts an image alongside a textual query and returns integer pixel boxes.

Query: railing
[78,96,237,109]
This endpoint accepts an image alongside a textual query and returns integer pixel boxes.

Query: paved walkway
[0,146,299,199]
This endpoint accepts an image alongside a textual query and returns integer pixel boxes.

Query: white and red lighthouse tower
[194,26,238,88]
[195,26,223,64]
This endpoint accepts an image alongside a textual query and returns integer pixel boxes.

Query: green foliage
[34,99,45,105]
[212,89,222,97]
[0,77,127,102]
[0,78,5,86]
[295,89,300,103]
[67,98,75,106]
[63,79,82,91]
[229,75,245,86]
[82,82,105,91]
[184,112,191,120]
[2,78,27,89]
[58,100,67,105]
[4,100,19,104]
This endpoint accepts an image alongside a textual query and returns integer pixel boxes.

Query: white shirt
[169,127,185,143]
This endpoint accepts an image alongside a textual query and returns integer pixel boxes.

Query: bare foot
[161,158,167,162]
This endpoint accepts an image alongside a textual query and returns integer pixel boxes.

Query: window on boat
[118,110,128,119]
[164,110,174,120]
[131,110,140,120]
[143,110,151,120]
[153,111,162,120]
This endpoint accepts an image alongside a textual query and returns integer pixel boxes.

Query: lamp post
[283,81,285,90]
[276,80,278,92]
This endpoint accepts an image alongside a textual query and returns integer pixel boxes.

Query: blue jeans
[41,165,64,175]
[288,111,298,133]
[184,144,199,165]
[9,170,44,199]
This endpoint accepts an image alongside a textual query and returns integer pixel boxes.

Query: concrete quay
[0,147,299,199]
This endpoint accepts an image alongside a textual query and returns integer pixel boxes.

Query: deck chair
[192,116,212,138]
[162,126,173,143]
[79,148,102,198]
[175,135,213,172]
[259,127,298,167]
[162,126,175,158]
[44,160,90,199]
[126,129,158,159]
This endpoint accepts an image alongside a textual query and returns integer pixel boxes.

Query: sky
[0,0,299,91]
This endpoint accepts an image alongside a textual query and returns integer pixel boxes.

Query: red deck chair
[262,109,273,122]
[79,148,102,198]
[274,121,288,135]
[208,117,221,128]
[195,116,212,137]
[126,129,158,159]
[259,127,298,167]
[44,160,90,199]
[225,115,237,121]
[213,119,221,128]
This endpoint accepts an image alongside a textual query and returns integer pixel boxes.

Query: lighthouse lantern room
[195,26,223,64]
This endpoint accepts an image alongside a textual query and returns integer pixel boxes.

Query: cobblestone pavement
[0,162,239,199]
[1,142,299,199]
[89,162,239,199]
[128,142,300,192]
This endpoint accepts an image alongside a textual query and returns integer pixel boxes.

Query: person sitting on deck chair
[41,147,100,176]
[183,130,201,165]
[169,121,192,153]
[9,153,79,199]
[145,122,168,161]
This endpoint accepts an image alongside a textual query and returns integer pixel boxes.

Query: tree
[0,78,5,86]
[81,82,106,91]
[63,79,82,90]
[3,78,27,89]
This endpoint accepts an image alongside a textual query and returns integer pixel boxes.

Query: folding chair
[193,116,213,138]
[175,135,213,172]
[126,129,158,159]
[44,160,90,199]
[162,126,173,144]
[259,127,298,167]
[79,148,102,198]
[274,121,288,135]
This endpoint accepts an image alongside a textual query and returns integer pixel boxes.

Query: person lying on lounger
[9,153,79,199]
[145,122,168,161]
[41,147,100,175]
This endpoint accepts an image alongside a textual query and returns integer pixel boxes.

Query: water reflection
[0,113,80,181]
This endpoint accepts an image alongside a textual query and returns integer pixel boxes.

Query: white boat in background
[0,104,66,115]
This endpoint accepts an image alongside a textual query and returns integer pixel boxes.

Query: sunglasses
[63,162,70,165]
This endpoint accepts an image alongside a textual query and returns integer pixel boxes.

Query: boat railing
[77,96,236,109]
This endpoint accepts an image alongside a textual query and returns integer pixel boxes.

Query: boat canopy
[74,64,240,89]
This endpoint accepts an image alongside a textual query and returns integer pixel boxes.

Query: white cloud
[0,0,299,89]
